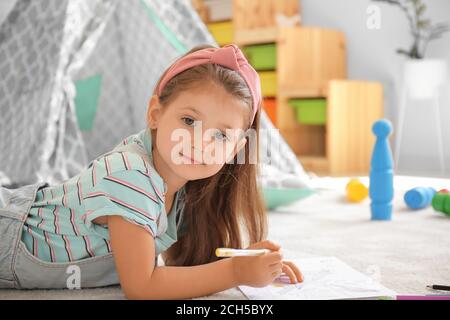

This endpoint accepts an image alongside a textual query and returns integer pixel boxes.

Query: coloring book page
[239,257,397,300]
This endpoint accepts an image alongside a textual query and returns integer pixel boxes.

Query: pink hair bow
[156,44,261,125]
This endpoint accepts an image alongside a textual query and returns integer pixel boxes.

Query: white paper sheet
[239,257,397,300]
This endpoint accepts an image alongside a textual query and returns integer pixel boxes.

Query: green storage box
[243,44,276,71]
[263,187,316,210]
[289,99,327,125]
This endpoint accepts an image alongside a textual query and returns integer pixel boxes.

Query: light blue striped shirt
[21,128,185,263]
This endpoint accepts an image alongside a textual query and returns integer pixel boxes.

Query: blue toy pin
[404,187,436,210]
[369,119,394,221]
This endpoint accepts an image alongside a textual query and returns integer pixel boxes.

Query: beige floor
[1,176,449,299]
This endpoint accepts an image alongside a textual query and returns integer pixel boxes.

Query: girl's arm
[108,215,238,300]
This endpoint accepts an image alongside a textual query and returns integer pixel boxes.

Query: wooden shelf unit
[233,27,278,47]
[326,80,384,175]
[194,0,384,176]
[276,26,339,174]
[232,0,299,45]
[278,80,384,176]
[233,1,299,30]
[277,27,347,95]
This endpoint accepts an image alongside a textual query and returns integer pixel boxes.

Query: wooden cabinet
[233,0,300,46]
[326,80,383,175]
[233,0,299,30]
[277,27,347,97]
[277,80,384,176]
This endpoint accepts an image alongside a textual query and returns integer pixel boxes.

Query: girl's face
[148,83,250,181]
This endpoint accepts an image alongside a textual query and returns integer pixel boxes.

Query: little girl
[0,44,302,299]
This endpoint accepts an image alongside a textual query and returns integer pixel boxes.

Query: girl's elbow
[124,290,140,300]
[125,291,147,300]
[121,277,157,300]
[123,285,158,300]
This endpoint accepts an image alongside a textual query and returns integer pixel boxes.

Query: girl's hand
[231,240,303,287]
[231,240,283,287]
[279,260,303,284]
[246,240,303,285]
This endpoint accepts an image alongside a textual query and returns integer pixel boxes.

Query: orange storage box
[263,98,277,125]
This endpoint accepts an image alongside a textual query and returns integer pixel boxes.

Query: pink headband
[156,44,262,125]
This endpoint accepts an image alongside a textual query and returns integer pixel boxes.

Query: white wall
[300,0,450,177]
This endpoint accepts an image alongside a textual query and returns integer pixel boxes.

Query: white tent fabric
[0,0,309,188]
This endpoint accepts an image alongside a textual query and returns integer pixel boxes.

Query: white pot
[403,59,448,99]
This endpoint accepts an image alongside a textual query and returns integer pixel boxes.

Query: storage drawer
[289,99,326,125]
[259,71,277,97]
[243,44,276,70]
[263,98,277,125]
[207,21,233,45]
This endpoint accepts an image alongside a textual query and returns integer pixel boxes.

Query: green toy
[263,187,316,210]
[431,192,450,216]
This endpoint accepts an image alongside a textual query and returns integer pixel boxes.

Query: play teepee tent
[0,0,309,190]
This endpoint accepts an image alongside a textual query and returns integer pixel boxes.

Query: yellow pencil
[215,248,271,257]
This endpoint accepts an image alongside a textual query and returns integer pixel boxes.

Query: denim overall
[0,142,185,289]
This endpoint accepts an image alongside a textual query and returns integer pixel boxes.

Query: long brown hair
[153,45,267,266]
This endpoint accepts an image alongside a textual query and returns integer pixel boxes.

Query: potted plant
[373,0,449,99]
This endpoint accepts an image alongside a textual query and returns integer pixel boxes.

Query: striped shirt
[21,128,185,263]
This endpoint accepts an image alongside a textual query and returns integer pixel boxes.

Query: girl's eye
[215,130,229,141]
[182,117,195,126]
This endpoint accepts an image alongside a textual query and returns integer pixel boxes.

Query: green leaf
[417,19,431,29]
[396,48,412,58]
[417,4,426,16]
